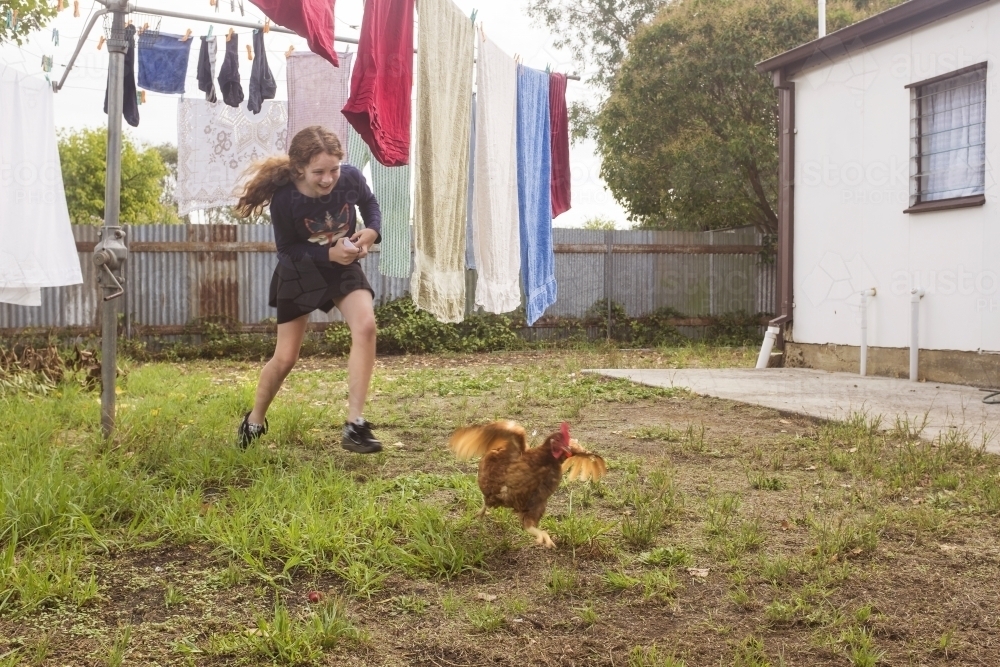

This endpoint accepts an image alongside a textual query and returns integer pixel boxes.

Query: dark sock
[247,29,276,114]
[104,24,139,127]
[217,33,244,108]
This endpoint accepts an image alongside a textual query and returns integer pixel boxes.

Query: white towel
[0,64,82,306]
[286,51,353,156]
[472,35,521,314]
[410,0,475,323]
[176,99,288,216]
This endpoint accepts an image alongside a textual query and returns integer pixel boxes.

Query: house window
[908,63,987,211]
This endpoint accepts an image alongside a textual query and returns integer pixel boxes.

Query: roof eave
[755,0,994,76]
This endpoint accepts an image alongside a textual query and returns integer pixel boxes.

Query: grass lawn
[2,346,999,666]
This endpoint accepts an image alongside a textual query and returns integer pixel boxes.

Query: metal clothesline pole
[94,0,129,439]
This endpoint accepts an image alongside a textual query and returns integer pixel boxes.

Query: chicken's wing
[561,439,608,482]
[449,420,526,461]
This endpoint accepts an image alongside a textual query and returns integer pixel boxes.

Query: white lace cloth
[176,99,288,216]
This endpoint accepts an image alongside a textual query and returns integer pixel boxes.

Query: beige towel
[410,0,474,323]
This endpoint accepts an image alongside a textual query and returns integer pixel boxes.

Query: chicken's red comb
[561,422,570,444]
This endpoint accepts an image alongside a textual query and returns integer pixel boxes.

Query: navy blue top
[269,164,382,269]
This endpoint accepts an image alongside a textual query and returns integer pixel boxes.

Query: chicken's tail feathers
[449,420,526,461]
[561,450,608,483]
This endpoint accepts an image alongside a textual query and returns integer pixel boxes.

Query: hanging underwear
[247,29,276,114]
[217,33,245,108]
[104,24,139,127]
[197,36,219,104]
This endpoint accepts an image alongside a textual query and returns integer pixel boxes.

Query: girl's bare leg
[249,313,310,424]
[335,290,377,422]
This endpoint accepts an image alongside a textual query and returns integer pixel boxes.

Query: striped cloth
[347,128,411,278]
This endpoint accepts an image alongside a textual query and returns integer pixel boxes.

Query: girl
[234,126,383,454]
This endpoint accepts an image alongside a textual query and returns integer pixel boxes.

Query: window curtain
[919,68,987,202]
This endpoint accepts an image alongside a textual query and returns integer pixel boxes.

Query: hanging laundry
[0,64,83,306]
[137,32,192,95]
[175,99,288,215]
[341,0,414,167]
[248,0,338,68]
[517,65,556,326]
[217,32,244,108]
[471,35,521,315]
[285,50,352,150]
[247,29,276,114]
[410,0,474,323]
[549,72,572,218]
[464,94,476,271]
[197,35,219,103]
[104,23,139,127]
[347,127,412,279]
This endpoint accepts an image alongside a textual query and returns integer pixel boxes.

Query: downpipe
[910,288,925,382]
[859,288,875,376]
[755,325,781,369]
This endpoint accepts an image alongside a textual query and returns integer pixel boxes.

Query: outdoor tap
[93,226,128,301]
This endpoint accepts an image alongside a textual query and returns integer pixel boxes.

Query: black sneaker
[342,419,383,454]
[236,411,268,450]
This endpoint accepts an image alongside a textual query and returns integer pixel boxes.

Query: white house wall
[791,2,1000,353]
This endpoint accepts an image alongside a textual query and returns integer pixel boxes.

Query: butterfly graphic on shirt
[304,205,351,246]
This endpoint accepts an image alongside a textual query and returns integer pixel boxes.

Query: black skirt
[268,254,374,324]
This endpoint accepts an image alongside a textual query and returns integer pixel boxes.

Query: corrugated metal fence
[0,225,774,335]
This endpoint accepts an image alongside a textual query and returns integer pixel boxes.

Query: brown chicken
[449,421,607,548]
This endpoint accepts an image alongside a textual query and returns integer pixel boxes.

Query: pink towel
[549,72,571,218]
[248,0,339,68]
[341,0,414,167]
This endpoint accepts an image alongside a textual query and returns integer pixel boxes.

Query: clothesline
[54,2,579,92]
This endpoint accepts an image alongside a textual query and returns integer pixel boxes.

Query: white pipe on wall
[859,288,876,376]
[818,0,827,37]
[756,325,781,369]
[910,288,925,382]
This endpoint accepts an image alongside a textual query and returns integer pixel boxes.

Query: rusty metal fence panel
[0,225,774,335]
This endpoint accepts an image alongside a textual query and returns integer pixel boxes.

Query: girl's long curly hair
[234,126,345,218]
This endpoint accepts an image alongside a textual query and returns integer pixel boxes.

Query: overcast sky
[0,0,629,227]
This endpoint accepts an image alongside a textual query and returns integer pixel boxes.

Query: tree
[0,0,59,45]
[582,216,617,231]
[526,0,665,140]
[597,0,905,233]
[153,143,183,224]
[58,128,172,225]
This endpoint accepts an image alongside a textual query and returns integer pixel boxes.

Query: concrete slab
[590,367,1000,453]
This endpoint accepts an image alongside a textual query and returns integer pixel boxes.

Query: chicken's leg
[475,505,488,519]
[522,518,555,548]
